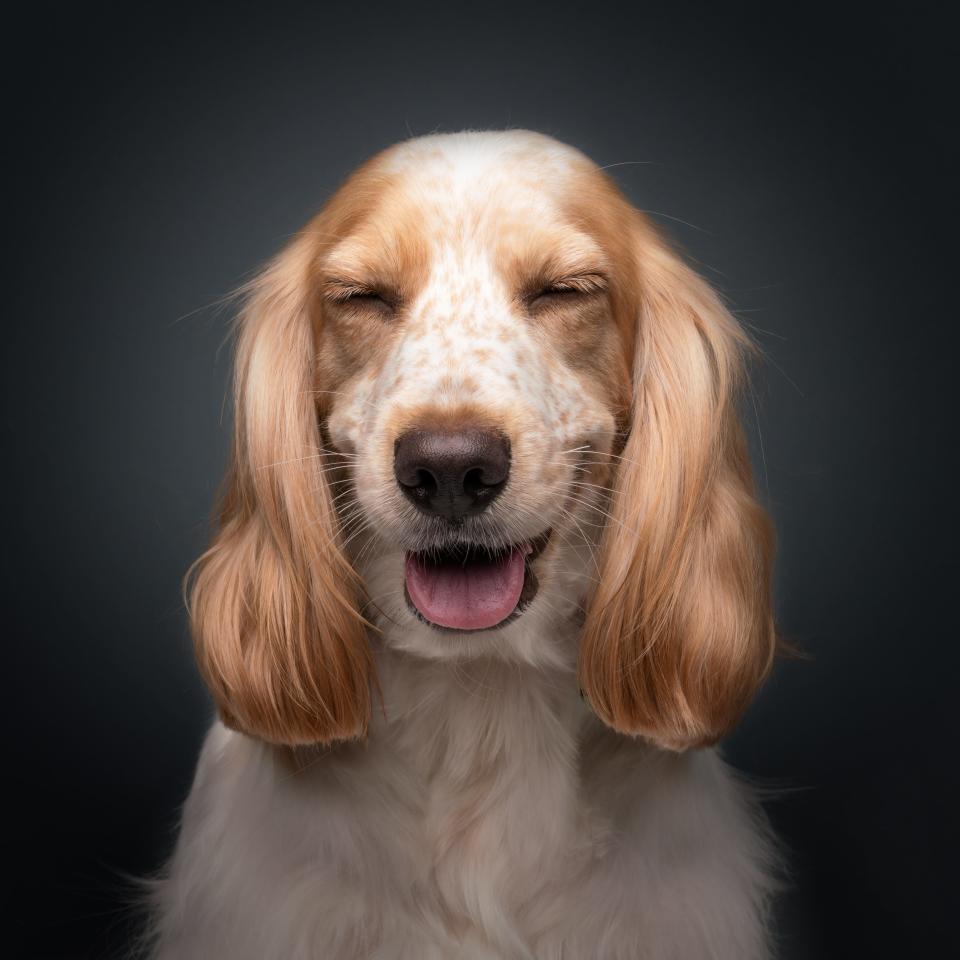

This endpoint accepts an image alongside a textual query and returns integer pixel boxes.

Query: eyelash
[327,285,395,310]
[529,275,606,304]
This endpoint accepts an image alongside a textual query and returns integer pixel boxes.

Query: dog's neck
[377,640,586,760]
[275,621,609,947]
[366,636,598,933]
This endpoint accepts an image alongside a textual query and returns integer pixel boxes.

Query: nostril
[413,468,438,493]
[402,467,438,502]
[463,465,505,498]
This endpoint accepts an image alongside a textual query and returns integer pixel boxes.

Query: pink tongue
[405,548,526,630]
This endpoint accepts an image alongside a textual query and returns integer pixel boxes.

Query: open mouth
[404,531,551,632]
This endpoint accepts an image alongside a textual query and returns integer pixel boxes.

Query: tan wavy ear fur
[579,219,776,751]
[186,234,372,745]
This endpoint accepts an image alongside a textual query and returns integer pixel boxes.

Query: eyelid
[546,273,607,293]
[529,272,609,299]
[322,279,395,305]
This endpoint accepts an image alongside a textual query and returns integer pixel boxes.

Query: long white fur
[151,660,777,958]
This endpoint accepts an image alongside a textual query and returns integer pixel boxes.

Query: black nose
[394,428,510,519]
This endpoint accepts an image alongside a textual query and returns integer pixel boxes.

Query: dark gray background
[5,3,956,957]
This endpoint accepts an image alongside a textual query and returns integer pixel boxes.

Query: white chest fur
[151,650,776,959]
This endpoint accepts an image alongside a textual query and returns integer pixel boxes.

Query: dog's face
[318,135,632,663]
[189,132,776,751]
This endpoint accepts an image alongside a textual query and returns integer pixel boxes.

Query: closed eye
[527,273,607,308]
[324,281,397,314]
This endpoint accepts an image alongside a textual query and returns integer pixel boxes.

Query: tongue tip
[405,547,526,631]
[421,607,515,631]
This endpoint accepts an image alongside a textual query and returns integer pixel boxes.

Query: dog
[149,131,779,959]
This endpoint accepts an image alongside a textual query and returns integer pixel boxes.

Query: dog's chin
[402,530,552,635]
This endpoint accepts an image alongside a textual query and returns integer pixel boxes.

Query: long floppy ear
[186,233,373,745]
[579,219,776,751]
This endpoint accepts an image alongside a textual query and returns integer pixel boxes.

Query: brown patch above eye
[315,282,403,391]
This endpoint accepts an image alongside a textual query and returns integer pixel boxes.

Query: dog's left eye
[535,284,580,300]
[528,274,606,308]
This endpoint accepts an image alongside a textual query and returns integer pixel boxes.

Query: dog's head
[188,131,775,752]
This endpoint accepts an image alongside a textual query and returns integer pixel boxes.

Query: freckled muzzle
[403,531,551,632]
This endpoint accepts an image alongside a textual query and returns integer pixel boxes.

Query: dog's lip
[403,529,552,633]
[525,529,552,561]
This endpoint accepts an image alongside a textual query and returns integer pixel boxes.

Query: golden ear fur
[579,218,776,751]
[186,233,373,745]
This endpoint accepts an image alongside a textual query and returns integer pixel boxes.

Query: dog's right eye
[325,282,397,315]
[345,291,390,306]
